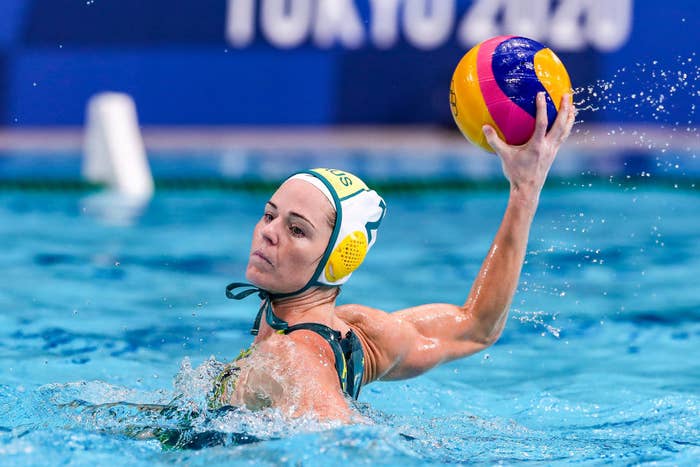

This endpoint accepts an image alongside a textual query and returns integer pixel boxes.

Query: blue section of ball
[492,37,557,131]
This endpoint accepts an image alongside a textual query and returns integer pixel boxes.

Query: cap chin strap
[225,282,290,335]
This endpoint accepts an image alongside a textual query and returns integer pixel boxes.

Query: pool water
[0,182,698,465]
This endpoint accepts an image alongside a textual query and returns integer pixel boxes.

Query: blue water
[0,183,699,465]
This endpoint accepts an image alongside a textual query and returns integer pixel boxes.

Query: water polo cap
[290,168,386,290]
[226,168,386,335]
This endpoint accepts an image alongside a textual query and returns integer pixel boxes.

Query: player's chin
[245,265,272,289]
[246,265,312,295]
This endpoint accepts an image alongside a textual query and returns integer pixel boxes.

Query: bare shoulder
[239,332,353,421]
[256,331,340,382]
[336,303,416,350]
[336,303,394,332]
[336,303,422,383]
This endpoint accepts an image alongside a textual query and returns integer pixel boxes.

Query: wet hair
[317,206,340,299]
[325,208,337,230]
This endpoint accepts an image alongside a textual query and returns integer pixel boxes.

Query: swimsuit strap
[225,282,364,399]
[284,323,364,400]
[339,328,365,399]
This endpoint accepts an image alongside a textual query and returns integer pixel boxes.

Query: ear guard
[289,168,386,288]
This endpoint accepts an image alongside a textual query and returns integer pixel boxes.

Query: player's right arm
[341,93,575,383]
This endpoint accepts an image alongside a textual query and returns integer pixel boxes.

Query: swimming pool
[0,173,699,464]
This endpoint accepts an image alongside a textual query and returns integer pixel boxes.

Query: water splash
[513,309,561,338]
[572,54,699,153]
[0,357,353,451]
[574,54,698,121]
[3,378,698,464]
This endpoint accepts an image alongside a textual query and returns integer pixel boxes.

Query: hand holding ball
[450,35,572,153]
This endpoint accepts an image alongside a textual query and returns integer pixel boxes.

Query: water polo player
[213,92,575,421]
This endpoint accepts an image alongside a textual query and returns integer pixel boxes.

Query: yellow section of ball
[450,42,503,153]
[533,48,573,113]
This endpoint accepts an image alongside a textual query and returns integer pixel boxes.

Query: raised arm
[452,91,576,345]
[347,92,575,382]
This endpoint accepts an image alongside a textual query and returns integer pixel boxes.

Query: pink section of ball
[476,36,535,145]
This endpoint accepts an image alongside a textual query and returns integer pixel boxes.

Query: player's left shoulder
[336,303,393,330]
[337,303,417,341]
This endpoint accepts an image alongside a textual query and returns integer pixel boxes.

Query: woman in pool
[213,92,575,422]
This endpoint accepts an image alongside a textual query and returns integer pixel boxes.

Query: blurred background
[0,0,697,184]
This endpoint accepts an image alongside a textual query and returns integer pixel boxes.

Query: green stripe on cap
[309,168,367,200]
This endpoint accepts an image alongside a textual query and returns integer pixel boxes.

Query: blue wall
[0,0,697,126]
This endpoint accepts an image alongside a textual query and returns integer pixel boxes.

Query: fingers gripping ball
[450,35,572,152]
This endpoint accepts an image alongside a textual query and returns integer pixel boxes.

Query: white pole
[83,92,154,199]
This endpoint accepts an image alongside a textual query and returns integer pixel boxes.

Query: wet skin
[222,93,576,422]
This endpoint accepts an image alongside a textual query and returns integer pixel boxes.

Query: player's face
[246,179,334,294]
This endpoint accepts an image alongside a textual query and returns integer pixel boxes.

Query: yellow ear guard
[325,230,368,283]
[288,168,386,289]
